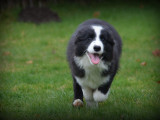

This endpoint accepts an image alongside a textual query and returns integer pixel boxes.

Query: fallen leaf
[140,4,144,8]
[152,49,160,57]
[157,81,160,84]
[141,62,147,66]
[3,51,11,56]
[26,60,33,64]
[35,114,40,118]
[136,59,140,62]
[93,11,100,18]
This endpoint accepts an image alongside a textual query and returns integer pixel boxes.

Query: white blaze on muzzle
[87,25,104,65]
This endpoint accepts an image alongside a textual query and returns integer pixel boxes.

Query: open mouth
[86,52,102,65]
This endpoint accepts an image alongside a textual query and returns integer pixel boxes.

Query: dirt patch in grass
[18,7,61,24]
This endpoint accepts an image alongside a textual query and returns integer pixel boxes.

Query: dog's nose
[94,45,101,52]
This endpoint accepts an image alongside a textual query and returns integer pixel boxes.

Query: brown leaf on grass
[3,51,11,56]
[26,60,33,64]
[152,49,160,57]
[35,114,40,118]
[141,62,147,66]
[93,11,100,18]
[157,81,160,84]
[139,4,144,8]
[136,59,140,62]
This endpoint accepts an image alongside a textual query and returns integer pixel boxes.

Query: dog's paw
[93,89,110,102]
[86,100,98,108]
[73,99,83,107]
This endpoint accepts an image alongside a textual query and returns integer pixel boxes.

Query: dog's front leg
[72,77,83,107]
[82,88,98,108]
[93,82,111,102]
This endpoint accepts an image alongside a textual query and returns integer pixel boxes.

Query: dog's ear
[101,28,115,46]
[74,27,94,45]
[74,31,87,56]
[74,30,84,44]
[107,30,115,46]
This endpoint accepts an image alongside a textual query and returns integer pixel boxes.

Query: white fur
[82,88,93,101]
[74,55,110,89]
[87,26,104,54]
[93,89,110,102]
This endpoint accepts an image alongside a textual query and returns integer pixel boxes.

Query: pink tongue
[88,53,100,64]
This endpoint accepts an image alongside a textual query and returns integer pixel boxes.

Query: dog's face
[74,25,114,65]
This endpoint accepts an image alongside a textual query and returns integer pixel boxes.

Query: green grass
[0,1,160,120]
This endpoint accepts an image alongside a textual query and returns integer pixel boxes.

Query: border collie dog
[67,19,122,107]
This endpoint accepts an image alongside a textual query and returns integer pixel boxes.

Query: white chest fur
[74,54,110,89]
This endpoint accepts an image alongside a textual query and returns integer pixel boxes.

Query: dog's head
[74,25,115,65]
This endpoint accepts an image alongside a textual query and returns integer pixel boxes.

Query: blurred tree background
[0,0,158,10]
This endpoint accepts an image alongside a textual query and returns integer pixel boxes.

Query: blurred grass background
[0,0,160,120]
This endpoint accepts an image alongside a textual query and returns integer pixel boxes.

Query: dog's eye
[101,38,105,41]
[87,37,92,41]
[87,34,94,41]
[100,35,105,41]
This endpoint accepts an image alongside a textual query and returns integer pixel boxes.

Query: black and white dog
[67,19,122,107]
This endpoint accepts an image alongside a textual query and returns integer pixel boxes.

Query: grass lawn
[0,1,160,120]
